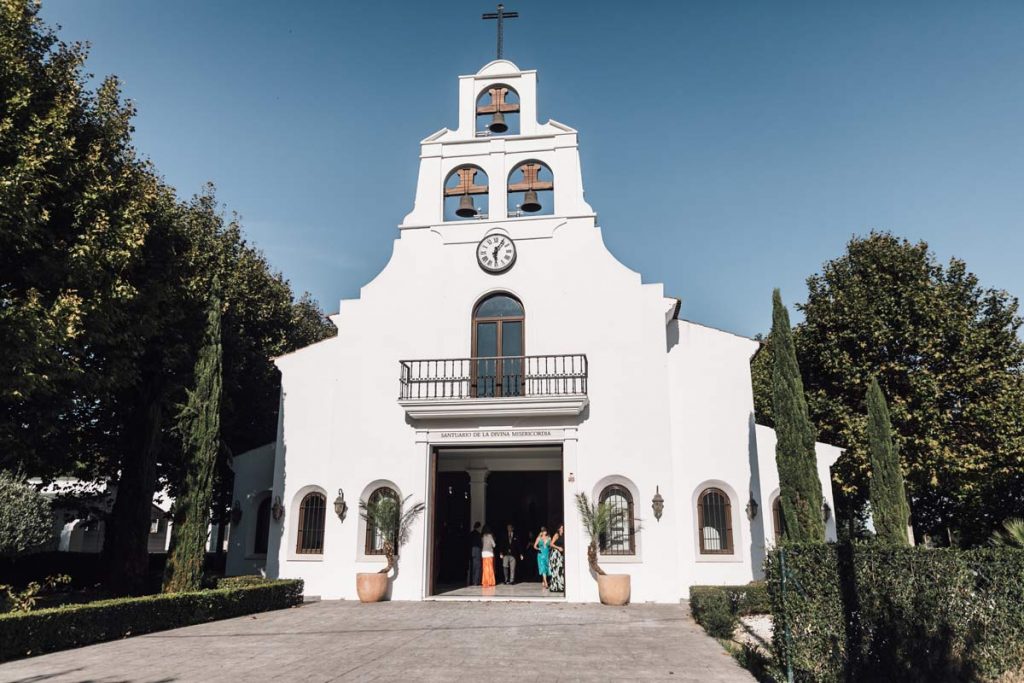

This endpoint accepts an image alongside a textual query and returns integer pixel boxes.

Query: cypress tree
[770,289,826,542]
[163,290,223,593]
[866,377,911,545]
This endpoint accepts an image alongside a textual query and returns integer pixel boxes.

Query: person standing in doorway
[549,523,565,592]
[499,523,523,584]
[481,525,497,588]
[467,522,482,586]
[534,527,551,590]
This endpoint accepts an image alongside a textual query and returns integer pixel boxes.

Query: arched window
[295,491,326,554]
[365,486,399,555]
[507,160,553,216]
[598,484,636,555]
[476,84,520,136]
[472,293,524,397]
[254,496,271,555]
[771,497,786,544]
[443,165,489,221]
[698,488,733,554]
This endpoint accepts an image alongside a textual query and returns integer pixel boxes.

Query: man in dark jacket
[467,522,482,585]
[499,523,523,584]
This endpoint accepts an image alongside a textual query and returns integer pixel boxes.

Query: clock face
[477,235,516,273]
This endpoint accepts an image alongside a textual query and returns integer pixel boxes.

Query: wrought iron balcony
[398,354,588,419]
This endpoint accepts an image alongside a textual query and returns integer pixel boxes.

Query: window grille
[598,484,636,555]
[295,492,326,554]
[365,487,399,555]
[698,488,733,554]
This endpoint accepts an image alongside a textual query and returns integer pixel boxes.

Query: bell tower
[399,59,594,230]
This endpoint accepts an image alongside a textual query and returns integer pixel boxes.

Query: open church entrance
[430,445,564,598]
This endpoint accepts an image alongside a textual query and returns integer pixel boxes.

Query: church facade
[226,60,840,603]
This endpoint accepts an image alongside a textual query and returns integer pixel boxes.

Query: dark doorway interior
[433,471,470,585]
[485,471,563,538]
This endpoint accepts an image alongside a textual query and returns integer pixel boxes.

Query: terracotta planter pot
[597,573,630,605]
[356,572,388,602]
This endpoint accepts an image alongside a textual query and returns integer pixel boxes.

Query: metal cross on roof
[482,4,519,60]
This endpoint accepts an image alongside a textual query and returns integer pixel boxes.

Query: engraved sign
[432,428,563,443]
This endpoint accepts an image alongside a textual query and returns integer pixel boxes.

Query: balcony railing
[399,354,588,401]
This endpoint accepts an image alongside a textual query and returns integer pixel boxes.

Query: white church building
[226,59,840,603]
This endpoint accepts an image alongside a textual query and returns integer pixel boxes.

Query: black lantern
[334,488,348,522]
[746,495,759,520]
[271,496,285,523]
[651,486,664,522]
[230,499,243,526]
[822,501,832,522]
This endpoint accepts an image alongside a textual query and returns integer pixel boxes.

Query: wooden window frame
[598,484,636,556]
[697,488,734,555]
[295,492,326,555]
[364,487,399,556]
[470,293,525,398]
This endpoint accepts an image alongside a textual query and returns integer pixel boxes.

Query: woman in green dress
[533,527,551,590]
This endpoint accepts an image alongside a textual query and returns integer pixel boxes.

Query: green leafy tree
[866,377,910,545]
[0,471,52,555]
[163,289,223,593]
[753,233,1024,545]
[574,492,629,575]
[770,289,825,542]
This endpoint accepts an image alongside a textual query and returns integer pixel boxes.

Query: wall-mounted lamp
[651,486,665,522]
[745,497,761,524]
[230,499,243,526]
[271,496,285,523]
[822,501,832,522]
[334,488,348,522]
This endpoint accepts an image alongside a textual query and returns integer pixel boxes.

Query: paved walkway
[0,601,754,682]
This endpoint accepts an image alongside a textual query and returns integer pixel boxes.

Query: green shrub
[0,471,53,556]
[766,544,1024,682]
[216,575,269,589]
[0,578,303,662]
[690,586,738,638]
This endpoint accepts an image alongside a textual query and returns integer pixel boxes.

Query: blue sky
[40,1,1024,337]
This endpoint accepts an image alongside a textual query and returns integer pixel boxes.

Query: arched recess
[592,475,641,560]
[507,160,553,216]
[476,83,520,136]
[691,480,744,561]
[250,490,272,557]
[767,488,785,545]
[471,292,524,398]
[443,164,489,221]
[357,480,403,562]
[289,484,327,559]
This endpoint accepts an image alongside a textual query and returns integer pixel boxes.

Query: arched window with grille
[364,486,399,555]
[254,495,272,556]
[698,488,733,554]
[598,484,636,555]
[295,491,326,554]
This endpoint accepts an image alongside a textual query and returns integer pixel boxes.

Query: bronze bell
[488,111,508,133]
[520,189,541,213]
[456,194,478,218]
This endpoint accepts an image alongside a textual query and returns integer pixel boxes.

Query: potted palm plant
[357,493,425,602]
[576,492,632,605]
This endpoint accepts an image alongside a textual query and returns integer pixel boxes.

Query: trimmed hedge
[766,544,1024,682]
[0,578,303,662]
[215,574,271,589]
[690,583,770,639]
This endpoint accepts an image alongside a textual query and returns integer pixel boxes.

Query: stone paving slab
[0,600,754,682]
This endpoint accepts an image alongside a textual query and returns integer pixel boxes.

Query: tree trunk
[104,391,163,594]
[380,540,394,574]
[587,541,605,576]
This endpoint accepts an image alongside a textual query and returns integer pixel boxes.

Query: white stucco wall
[226,442,276,577]
[227,59,843,604]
